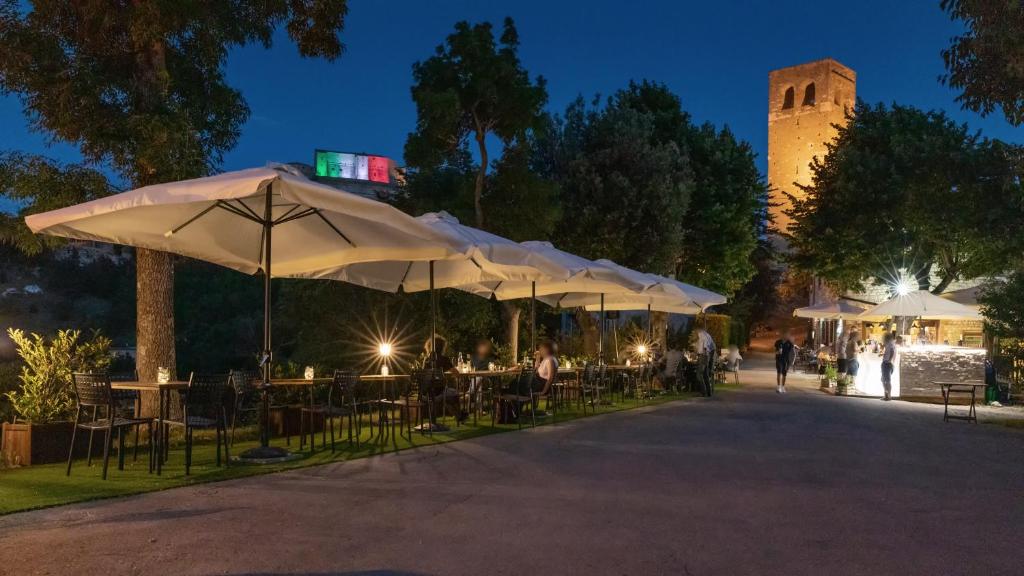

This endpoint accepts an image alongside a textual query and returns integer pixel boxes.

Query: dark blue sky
[1,0,1020,187]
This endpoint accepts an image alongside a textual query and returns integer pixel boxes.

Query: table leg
[942,386,949,422]
[970,387,977,423]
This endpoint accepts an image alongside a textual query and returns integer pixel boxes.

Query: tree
[941,0,1024,126]
[587,81,766,294]
[0,1,348,399]
[979,272,1024,338]
[787,102,1024,294]
[550,94,691,274]
[404,17,549,360]
[405,17,547,229]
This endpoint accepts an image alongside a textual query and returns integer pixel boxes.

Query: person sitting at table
[423,336,455,373]
[724,344,743,385]
[657,345,684,391]
[531,340,559,414]
[470,339,495,371]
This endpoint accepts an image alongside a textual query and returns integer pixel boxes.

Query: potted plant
[835,373,851,396]
[822,365,838,390]
[1,328,111,467]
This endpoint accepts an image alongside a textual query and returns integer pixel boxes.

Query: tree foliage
[941,0,1024,126]
[0,153,115,254]
[547,92,691,274]
[979,272,1024,338]
[786,101,1024,294]
[405,17,547,228]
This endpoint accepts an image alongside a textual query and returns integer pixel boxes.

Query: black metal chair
[68,373,153,480]
[300,370,356,452]
[228,369,295,447]
[164,373,232,475]
[494,369,535,429]
[390,370,439,437]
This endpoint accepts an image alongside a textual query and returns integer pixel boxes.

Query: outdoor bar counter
[853,344,985,398]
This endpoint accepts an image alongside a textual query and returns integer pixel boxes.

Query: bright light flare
[378,341,393,357]
[894,278,915,297]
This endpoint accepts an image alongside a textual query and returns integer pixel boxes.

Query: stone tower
[768,58,856,236]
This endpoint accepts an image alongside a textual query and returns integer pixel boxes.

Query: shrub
[703,314,731,350]
[5,328,112,424]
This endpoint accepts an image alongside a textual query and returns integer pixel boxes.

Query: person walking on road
[881,332,897,401]
[774,330,796,393]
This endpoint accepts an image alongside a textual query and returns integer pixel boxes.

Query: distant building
[767,58,856,238]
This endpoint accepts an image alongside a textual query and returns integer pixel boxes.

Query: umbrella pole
[531,281,536,359]
[239,183,291,462]
[260,185,273,448]
[599,293,605,365]
[648,303,653,346]
[430,260,436,358]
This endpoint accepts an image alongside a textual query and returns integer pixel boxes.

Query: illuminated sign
[314,150,392,184]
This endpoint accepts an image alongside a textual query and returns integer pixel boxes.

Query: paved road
[2,364,1023,576]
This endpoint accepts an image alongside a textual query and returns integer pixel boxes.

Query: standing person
[881,332,897,401]
[774,330,796,393]
[845,330,862,384]
[693,325,716,397]
[835,329,849,376]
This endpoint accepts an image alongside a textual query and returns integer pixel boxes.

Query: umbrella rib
[312,209,355,247]
[216,201,264,224]
[231,199,264,222]
[489,280,503,299]
[398,261,414,290]
[274,207,317,226]
[272,204,304,224]
[166,203,219,236]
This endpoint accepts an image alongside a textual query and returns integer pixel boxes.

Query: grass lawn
[0,389,711,516]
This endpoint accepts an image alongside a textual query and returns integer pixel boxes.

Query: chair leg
[147,422,154,474]
[66,414,80,477]
[118,427,126,471]
[216,426,222,467]
[101,426,113,480]
[299,411,306,450]
[185,427,192,475]
[322,413,327,449]
[222,422,231,466]
[329,415,336,452]
[133,425,140,461]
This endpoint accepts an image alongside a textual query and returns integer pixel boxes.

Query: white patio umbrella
[457,244,656,361]
[793,300,871,320]
[558,262,727,349]
[858,290,982,320]
[312,213,574,356]
[26,164,465,459]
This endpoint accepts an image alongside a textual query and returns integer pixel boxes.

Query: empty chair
[228,369,293,447]
[300,370,356,452]
[389,370,440,438]
[68,373,153,480]
[163,373,232,475]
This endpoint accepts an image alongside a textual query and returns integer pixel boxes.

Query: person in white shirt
[533,340,559,395]
[692,326,716,397]
[881,332,897,401]
[724,345,743,384]
[658,347,685,390]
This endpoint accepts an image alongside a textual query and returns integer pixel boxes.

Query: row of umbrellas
[794,290,981,321]
[25,164,726,458]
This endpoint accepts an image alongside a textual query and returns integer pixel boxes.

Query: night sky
[1,0,1020,191]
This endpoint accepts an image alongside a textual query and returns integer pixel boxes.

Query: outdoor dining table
[110,380,188,475]
[937,381,987,423]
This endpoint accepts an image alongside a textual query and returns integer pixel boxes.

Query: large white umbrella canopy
[26,164,466,459]
[313,212,572,292]
[457,242,653,300]
[25,165,461,277]
[549,261,725,312]
[859,290,982,320]
[794,300,871,320]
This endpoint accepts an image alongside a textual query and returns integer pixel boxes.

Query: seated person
[423,336,455,373]
[657,346,684,390]
[533,341,559,395]
[470,338,495,371]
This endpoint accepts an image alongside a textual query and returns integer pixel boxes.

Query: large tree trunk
[651,311,668,349]
[473,132,488,229]
[503,301,520,364]
[575,309,599,359]
[136,248,176,416]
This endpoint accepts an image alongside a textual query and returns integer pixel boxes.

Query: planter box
[1,421,105,467]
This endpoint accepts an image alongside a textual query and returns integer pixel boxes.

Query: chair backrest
[72,372,112,408]
[330,370,359,405]
[229,369,259,396]
[185,373,231,417]
[582,363,596,385]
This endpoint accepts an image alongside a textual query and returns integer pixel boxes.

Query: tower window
[782,87,794,110]
[803,83,816,106]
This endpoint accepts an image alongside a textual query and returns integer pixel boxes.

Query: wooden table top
[111,381,188,391]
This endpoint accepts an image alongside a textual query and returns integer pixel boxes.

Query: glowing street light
[894,278,915,297]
